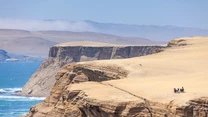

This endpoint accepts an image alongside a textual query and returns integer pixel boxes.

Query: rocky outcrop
[23,63,160,117]
[0,49,45,62]
[176,97,208,117]
[0,49,10,61]
[167,39,188,47]
[24,63,208,117]
[21,45,164,97]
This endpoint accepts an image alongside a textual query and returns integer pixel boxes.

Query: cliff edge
[24,37,208,117]
[20,42,163,97]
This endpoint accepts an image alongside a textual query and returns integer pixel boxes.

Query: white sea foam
[0,95,45,101]
[4,88,22,92]
[0,87,45,101]
[0,89,6,93]
[0,88,22,94]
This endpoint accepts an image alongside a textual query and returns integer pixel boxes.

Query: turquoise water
[0,62,44,117]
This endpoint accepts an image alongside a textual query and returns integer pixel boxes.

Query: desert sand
[70,36,208,106]
[55,41,163,47]
[24,36,208,117]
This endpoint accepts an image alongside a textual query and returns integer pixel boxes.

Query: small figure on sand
[180,87,184,93]
[174,87,184,93]
[174,88,177,93]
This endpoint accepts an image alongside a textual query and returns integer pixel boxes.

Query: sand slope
[73,36,208,106]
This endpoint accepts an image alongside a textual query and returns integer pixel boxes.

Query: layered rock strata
[24,63,208,117]
[24,63,164,117]
[21,44,163,97]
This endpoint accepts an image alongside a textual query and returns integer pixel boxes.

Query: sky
[0,0,207,29]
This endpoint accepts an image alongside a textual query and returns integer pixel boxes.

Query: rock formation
[0,49,10,61]
[24,63,160,117]
[24,63,208,117]
[21,42,163,97]
[24,37,208,117]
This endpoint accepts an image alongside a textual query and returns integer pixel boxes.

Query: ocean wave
[0,89,6,93]
[0,88,22,94]
[0,112,27,117]
[0,95,45,101]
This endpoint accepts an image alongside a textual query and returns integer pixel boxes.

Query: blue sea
[0,62,45,117]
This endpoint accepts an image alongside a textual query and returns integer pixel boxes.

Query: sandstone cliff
[24,63,161,117]
[0,29,162,58]
[24,65,208,117]
[24,37,208,117]
[21,42,163,97]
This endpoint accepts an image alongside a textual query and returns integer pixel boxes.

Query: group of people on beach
[174,87,184,93]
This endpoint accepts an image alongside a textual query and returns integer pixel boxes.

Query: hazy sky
[0,0,207,29]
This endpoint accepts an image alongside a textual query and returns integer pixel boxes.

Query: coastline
[0,62,42,117]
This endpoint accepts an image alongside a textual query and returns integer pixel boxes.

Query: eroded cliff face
[23,63,161,117]
[176,97,208,117]
[21,45,163,97]
[23,37,208,117]
[24,63,208,117]
[49,46,163,61]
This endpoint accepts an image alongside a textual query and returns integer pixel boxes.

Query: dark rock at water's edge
[0,51,45,62]
[7,53,46,62]
[0,49,10,61]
